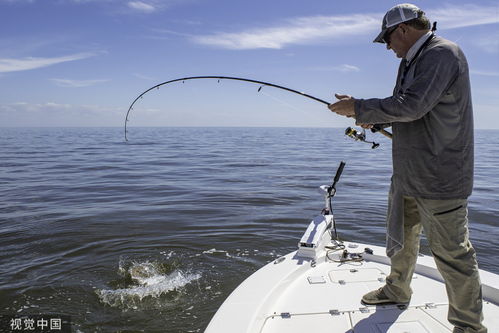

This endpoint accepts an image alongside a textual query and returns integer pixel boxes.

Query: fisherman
[329,4,486,332]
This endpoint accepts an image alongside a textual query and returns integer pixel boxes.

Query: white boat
[205,163,499,333]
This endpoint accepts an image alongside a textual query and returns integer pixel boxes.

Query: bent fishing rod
[124,75,393,143]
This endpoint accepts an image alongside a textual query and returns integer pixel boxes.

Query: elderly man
[329,4,486,333]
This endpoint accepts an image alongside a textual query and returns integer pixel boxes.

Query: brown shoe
[361,287,407,305]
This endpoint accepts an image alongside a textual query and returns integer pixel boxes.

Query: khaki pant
[383,196,487,333]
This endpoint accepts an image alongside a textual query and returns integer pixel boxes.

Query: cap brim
[373,29,387,43]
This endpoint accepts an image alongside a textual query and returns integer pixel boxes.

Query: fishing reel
[345,127,379,149]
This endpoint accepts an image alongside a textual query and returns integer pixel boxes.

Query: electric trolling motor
[297,161,346,260]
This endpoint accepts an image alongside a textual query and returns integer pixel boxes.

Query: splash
[202,248,232,258]
[97,260,201,308]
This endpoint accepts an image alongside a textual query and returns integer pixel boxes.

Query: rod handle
[372,125,393,139]
[334,161,346,184]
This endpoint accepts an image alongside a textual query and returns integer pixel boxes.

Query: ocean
[0,127,497,332]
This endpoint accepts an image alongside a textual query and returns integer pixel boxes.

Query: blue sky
[0,0,498,129]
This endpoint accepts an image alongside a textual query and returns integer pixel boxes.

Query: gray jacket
[354,35,474,200]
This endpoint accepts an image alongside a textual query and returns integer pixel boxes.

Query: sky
[0,0,498,129]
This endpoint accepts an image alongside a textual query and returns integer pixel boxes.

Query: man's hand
[329,93,373,128]
[328,93,356,118]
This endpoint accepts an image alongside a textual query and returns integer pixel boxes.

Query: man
[329,4,486,333]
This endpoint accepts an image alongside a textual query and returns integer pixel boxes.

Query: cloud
[470,70,499,77]
[50,78,110,87]
[191,4,499,50]
[473,32,499,54]
[1,0,170,13]
[332,64,360,73]
[0,0,35,3]
[309,64,361,73]
[151,28,194,38]
[192,15,378,50]
[427,4,499,29]
[339,64,360,72]
[133,73,156,81]
[0,52,96,73]
[127,1,156,13]
[0,102,122,126]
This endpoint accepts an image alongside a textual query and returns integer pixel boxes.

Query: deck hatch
[307,276,326,284]
[350,306,452,332]
[329,267,385,283]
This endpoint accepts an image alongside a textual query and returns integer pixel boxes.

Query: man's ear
[398,23,408,34]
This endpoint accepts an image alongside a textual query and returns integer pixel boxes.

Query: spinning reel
[345,127,380,149]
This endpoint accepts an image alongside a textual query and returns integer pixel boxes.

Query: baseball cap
[373,3,422,43]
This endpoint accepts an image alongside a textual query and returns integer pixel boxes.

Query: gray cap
[373,3,422,43]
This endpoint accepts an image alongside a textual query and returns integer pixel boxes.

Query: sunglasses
[382,25,400,44]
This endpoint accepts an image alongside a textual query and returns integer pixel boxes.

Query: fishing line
[259,90,307,115]
[124,76,392,143]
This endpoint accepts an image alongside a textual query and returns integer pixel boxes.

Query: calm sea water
[0,127,498,332]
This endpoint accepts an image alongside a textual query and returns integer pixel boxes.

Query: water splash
[97,260,201,309]
[202,248,232,258]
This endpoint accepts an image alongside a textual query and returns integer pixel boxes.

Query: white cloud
[128,1,156,13]
[309,64,361,73]
[473,32,499,54]
[192,15,378,50]
[0,102,123,126]
[0,52,96,73]
[340,64,360,72]
[470,70,499,77]
[133,73,156,81]
[50,78,110,87]
[151,28,193,38]
[191,4,499,50]
[427,5,499,30]
[0,0,35,2]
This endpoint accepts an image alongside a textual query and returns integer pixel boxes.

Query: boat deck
[206,241,499,333]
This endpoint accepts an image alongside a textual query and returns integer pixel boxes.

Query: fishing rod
[124,75,393,143]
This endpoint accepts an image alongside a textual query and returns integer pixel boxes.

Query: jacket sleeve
[354,46,460,125]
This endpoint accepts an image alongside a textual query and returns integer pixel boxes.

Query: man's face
[385,25,410,58]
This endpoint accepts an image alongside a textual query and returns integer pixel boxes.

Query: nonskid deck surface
[206,241,499,333]
[262,245,498,332]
